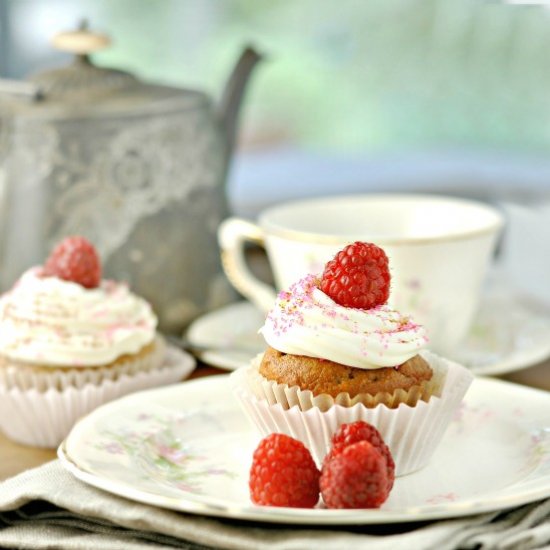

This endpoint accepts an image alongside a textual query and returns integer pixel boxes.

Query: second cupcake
[0,236,193,447]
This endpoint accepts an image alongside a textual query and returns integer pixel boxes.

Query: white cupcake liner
[0,345,195,448]
[0,336,166,392]
[230,350,473,476]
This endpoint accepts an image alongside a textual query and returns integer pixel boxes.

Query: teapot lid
[8,22,207,115]
[28,24,139,100]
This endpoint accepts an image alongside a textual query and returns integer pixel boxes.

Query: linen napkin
[0,460,549,550]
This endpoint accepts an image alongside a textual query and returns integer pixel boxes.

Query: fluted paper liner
[244,353,445,411]
[230,350,473,476]
[0,336,166,392]
[0,346,195,448]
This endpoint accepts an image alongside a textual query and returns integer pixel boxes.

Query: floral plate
[59,375,550,525]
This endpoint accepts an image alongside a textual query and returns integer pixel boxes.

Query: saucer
[59,375,550,524]
[185,301,265,370]
[185,287,550,375]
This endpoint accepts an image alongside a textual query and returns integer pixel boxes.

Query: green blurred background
[3,0,550,154]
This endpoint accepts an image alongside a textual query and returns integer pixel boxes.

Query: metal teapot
[0,24,261,333]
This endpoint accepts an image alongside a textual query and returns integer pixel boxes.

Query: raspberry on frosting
[320,242,390,310]
[43,236,101,289]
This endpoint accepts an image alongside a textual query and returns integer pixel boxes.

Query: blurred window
[3,0,550,153]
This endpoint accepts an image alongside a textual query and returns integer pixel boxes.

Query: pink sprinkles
[264,274,428,360]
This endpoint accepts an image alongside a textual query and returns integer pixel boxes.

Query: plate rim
[58,375,550,526]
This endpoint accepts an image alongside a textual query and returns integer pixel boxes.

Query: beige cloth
[0,460,549,550]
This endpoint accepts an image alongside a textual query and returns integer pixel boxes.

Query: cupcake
[0,236,194,447]
[231,242,473,475]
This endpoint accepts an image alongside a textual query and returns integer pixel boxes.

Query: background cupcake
[0,236,194,447]
[231,242,473,475]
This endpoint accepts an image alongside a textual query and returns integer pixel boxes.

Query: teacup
[218,194,504,354]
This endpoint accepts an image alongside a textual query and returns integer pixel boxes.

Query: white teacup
[218,194,503,354]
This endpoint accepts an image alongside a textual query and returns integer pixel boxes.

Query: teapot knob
[51,20,110,55]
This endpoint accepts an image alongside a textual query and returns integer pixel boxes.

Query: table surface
[1,359,549,482]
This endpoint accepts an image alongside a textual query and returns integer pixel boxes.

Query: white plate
[185,287,550,375]
[59,375,550,525]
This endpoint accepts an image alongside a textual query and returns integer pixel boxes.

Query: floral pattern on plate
[95,411,236,494]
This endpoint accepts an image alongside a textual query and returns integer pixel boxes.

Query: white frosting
[260,275,428,370]
[0,268,157,366]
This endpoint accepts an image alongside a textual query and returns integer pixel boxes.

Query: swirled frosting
[0,268,157,366]
[260,275,428,370]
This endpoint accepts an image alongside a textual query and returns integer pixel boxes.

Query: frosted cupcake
[0,236,193,447]
[231,242,473,475]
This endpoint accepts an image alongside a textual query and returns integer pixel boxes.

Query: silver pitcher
[0,24,261,333]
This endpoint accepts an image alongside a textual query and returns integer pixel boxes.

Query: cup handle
[218,217,277,312]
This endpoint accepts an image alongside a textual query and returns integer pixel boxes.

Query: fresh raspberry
[320,241,390,309]
[320,441,389,509]
[43,236,101,289]
[249,434,320,508]
[323,421,395,491]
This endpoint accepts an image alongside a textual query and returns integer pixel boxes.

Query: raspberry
[320,241,390,309]
[320,441,389,509]
[43,236,101,289]
[323,421,395,491]
[249,434,320,508]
